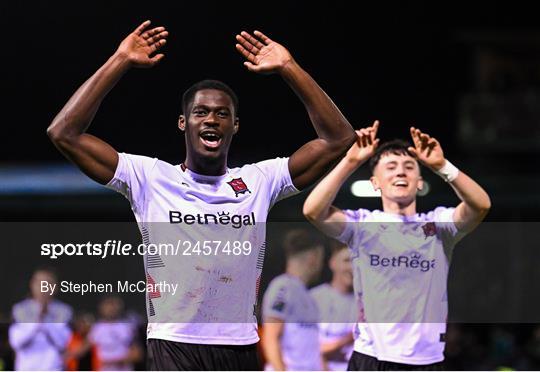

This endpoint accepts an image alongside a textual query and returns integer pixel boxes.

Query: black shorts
[147,338,261,371]
[347,351,445,371]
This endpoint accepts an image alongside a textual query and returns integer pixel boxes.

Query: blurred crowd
[0,257,539,371]
[0,268,145,371]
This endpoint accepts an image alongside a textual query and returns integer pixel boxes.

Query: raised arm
[46,21,168,184]
[303,122,379,237]
[235,31,356,190]
[408,127,491,233]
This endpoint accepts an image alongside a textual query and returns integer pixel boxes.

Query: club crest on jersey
[227,178,251,197]
[422,222,437,238]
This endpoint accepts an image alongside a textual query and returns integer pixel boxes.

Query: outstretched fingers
[254,30,272,45]
[151,38,167,54]
[241,31,266,49]
[142,27,166,40]
[370,120,380,140]
[133,20,151,35]
[147,30,168,46]
[235,43,257,64]
[150,53,165,64]
[236,34,260,55]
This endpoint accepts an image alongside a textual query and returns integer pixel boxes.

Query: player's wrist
[278,58,299,77]
[111,50,134,70]
[434,159,459,182]
[344,156,365,170]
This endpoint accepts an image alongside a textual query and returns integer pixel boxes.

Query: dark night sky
[2,0,540,219]
[4,1,537,163]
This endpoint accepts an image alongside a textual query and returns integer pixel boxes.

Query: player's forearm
[320,339,343,355]
[279,61,355,146]
[320,333,354,355]
[263,338,286,371]
[47,52,131,143]
[262,321,287,370]
[448,171,491,213]
[303,156,360,221]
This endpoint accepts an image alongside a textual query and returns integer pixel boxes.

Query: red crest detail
[422,222,437,238]
[227,178,251,197]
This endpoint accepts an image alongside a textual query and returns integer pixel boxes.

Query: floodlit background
[2,1,540,369]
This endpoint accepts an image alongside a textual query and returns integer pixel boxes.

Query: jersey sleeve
[106,153,158,214]
[262,280,292,321]
[431,207,464,258]
[253,157,299,208]
[336,208,370,249]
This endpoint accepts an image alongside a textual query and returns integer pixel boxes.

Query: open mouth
[199,131,222,150]
[393,180,409,188]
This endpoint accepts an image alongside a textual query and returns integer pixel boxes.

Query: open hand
[116,20,168,68]
[235,31,293,74]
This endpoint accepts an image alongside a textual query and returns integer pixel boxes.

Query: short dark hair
[368,139,417,174]
[329,239,348,257]
[182,79,239,116]
[283,228,324,258]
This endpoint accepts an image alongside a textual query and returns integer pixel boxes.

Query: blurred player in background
[311,241,357,370]
[262,229,324,370]
[88,296,142,371]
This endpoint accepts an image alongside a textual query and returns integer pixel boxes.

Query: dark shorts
[147,338,261,371]
[347,351,445,371]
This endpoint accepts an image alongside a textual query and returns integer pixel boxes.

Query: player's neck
[184,155,227,176]
[381,197,417,216]
[286,264,311,286]
[330,277,352,294]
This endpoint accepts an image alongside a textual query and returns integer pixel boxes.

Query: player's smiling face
[179,89,239,163]
[371,153,423,205]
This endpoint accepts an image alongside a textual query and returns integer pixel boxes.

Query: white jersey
[89,321,137,370]
[9,299,72,371]
[262,274,321,371]
[337,207,462,365]
[310,283,357,371]
[106,153,298,345]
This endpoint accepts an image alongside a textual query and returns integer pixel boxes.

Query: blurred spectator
[89,295,142,370]
[311,241,356,370]
[65,312,98,371]
[8,268,72,370]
